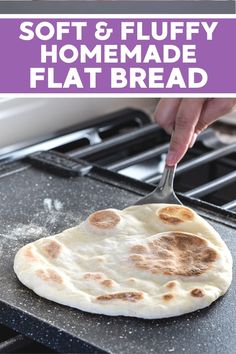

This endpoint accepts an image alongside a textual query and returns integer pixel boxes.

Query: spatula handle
[158,165,176,193]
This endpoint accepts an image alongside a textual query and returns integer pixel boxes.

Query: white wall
[0,98,157,149]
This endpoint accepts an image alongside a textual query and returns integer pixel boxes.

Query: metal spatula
[135,164,182,205]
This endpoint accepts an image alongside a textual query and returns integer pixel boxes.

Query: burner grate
[53,111,236,213]
[0,108,236,214]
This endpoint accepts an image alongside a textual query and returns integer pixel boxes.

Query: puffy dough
[14,204,232,319]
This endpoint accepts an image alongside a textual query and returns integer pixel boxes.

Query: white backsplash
[0,98,157,149]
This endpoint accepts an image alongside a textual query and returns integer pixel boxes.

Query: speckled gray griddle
[0,158,235,354]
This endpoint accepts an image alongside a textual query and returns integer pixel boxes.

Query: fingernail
[189,133,198,148]
[166,151,177,166]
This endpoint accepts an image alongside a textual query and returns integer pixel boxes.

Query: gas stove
[1,107,235,212]
[0,107,236,354]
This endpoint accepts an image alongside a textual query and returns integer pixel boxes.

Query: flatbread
[14,204,232,319]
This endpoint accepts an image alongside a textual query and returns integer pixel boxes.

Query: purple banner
[0,18,236,94]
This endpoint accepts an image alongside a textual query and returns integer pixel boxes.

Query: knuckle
[218,99,236,115]
[176,115,191,128]
[227,100,236,113]
[171,136,189,151]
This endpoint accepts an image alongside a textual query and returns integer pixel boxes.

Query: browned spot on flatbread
[131,245,147,254]
[157,250,170,259]
[23,246,36,261]
[129,232,218,277]
[125,278,136,283]
[35,268,63,284]
[129,254,143,262]
[163,293,174,301]
[158,206,194,225]
[166,281,177,289]
[191,288,204,297]
[96,291,143,302]
[35,269,47,281]
[202,248,217,262]
[84,272,103,280]
[101,279,113,288]
[88,210,120,230]
[84,274,113,287]
[47,269,63,284]
[43,240,61,259]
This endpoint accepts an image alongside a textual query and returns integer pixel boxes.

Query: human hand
[154,98,236,166]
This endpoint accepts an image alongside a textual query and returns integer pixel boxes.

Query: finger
[189,132,198,148]
[166,98,206,166]
[195,98,236,133]
[154,98,181,135]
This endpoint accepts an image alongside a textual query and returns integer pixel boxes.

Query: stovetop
[49,108,236,212]
[0,107,236,353]
[0,155,235,354]
[0,107,236,213]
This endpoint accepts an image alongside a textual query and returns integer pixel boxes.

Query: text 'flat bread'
[14,204,232,319]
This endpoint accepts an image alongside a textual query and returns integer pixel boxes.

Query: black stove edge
[0,333,35,354]
[29,151,93,178]
[0,300,107,354]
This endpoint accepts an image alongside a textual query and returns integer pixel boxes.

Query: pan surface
[0,160,235,354]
